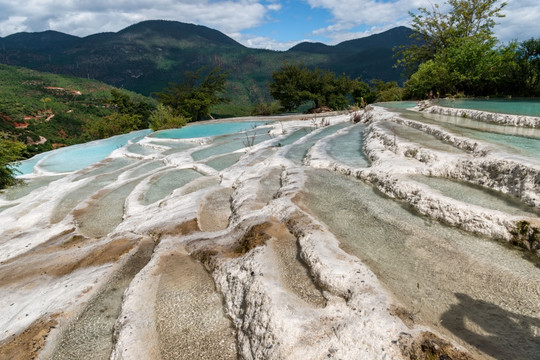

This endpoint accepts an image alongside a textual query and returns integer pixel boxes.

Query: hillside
[0,21,415,116]
[0,64,154,156]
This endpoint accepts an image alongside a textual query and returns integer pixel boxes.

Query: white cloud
[494,0,540,42]
[0,16,28,35]
[0,0,279,37]
[306,0,540,45]
[231,32,305,50]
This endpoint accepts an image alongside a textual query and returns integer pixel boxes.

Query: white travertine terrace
[0,105,538,359]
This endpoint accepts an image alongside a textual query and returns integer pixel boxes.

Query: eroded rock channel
[1,108,539,359]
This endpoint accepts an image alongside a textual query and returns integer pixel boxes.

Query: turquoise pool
[435,98,540,117]
[16,130,151,175]
[152,121,268,139]
[376,101,417,110]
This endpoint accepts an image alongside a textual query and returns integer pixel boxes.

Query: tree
[84,113,143,139]
[155,67,229,122]
[397,0,506,74]
[107,89,155,128]
[404,37,523,98]
[0,135,26,189]
[269,63,356,112]
[149,104,187,131]
[352,80,377,105]
[517,38,540,95]
[268,63,310,111]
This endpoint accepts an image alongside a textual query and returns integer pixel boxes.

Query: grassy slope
[0,64,154,156]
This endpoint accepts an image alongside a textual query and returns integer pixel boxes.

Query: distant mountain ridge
[0,20,415,116]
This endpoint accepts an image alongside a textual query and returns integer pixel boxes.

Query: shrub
[149,104,187,131]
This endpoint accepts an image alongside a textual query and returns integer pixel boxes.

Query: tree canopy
[155,67,229,122]
[395,0,540,98]
[397,0,506,74]
[269,63,373,112]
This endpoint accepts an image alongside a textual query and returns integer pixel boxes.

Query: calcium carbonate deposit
[1,105,539,360]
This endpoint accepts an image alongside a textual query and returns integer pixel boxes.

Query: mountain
[287,26,414,81]
[0,21,415,116]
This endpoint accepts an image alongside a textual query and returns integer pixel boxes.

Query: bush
[251,101,281,116]
[149,104,187,131]
[0,135,26,189]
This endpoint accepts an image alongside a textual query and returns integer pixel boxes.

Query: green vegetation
[397,0,506,74]
[155,67,228,121]
[0,21,416,117]
[398,0,540,99]
[269,63,375,112]
[84,89,156,138]
[251,101,281,116]
[149,104,187,131]
[0,134,25,189]
[0,64,156,154]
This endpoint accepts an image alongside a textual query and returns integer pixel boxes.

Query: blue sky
[0,0,538,50]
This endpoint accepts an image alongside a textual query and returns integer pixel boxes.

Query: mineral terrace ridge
[0,103,539,359]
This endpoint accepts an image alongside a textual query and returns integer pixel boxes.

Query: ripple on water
[327,125,370,168]
[74,180,140,238]
[300,169,540,360]
[205,153,242,171]
[410,175,540,217]
[143,169,202,205]
[0,175,64,201]
[191,130,271,161]
[380,121,464,153]
[285,123,350,164]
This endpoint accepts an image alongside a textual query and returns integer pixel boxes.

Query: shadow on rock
[441,293,540,360]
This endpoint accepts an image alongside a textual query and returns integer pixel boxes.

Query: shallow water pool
[327,125,370,168]
[152,121,268,139]
[436,98,540,117]
[301,169,540,360]
[16,130,151,176]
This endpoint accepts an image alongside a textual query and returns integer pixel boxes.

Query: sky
[0,0,538,51]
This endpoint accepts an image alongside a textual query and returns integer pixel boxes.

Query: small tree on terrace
[269,63,356,112]
[155,67,229,122]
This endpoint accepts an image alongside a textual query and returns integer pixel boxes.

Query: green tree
[83,113,143,139]
[268,63,310,111]
[155,67,229,122]
[352,80,377,105]
[108,89,154,127]
[269,64,356,112]
[149,104,187,131]
[0,135,26,189]
[518,38,540,95]
[404,37,521,98]
[397,0,506,74]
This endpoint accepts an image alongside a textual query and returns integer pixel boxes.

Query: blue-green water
[379,99,540,117]
[285,123,351,164]
[376,101,417,110]
[327,125,370,168]
[152,121,268,139]
[436,98,540,117]
[16,130,151,175]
